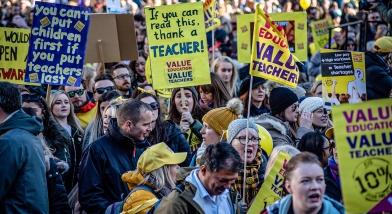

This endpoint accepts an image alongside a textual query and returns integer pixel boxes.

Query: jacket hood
[253,114,289,135]
[0,110,43,136]
[45,116,72,148]
[107,118,150,148]
[267,194,345,214]
[122,171,146,191]
[365,51,391,74]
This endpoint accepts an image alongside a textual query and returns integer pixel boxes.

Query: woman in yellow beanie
[119,143,187,214]
[190,98,243,166]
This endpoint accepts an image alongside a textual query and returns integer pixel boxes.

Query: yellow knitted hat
[202,98,243,139]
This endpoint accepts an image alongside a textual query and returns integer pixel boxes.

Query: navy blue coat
[0,110,49,213]
[78,119,150,214]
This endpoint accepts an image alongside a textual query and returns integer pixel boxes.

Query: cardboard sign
[237,12,307,63]
[203,0,220,32]
[25,2,90,86]
[332,99,392,213]
[0,28,39,85]
[84,14,138,63]
[249,7,299,88]
[320,50,366,105]
[310,19,332,51]
[145,2,210,90]
[248,151,291,214]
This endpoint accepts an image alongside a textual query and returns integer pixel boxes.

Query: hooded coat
[254,114,296,147]
[0,110,49,214]
[261,194,344,214]
[364,51,392,100]
[78,118,151,214]
[45,116,72,166]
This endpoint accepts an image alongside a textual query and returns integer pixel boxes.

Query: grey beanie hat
[227,119,258,144]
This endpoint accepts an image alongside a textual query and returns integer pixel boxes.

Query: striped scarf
[233,148,263,204]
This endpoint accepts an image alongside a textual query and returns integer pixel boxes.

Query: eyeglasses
[234,136,261,145]
[148,102,159,110]
[114,74,131,80]
[22,94,41,102]
[94,86,115,94]
[67,89,85,98]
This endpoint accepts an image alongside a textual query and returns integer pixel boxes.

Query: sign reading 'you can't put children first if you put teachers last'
[24,2,90,86]
[333,99,392,214]
[145,2,210,90]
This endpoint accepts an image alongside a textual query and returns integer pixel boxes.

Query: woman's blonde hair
[264,145,300,179]
[103,98,125,119]
[211,56,238,97]
[49,90,84,135]
[82,66,96,92]
[138,165,176,191]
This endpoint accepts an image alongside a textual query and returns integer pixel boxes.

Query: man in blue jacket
[79,99,153,213]
[0,82,49,213]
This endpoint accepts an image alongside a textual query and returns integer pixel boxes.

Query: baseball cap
[374,36,392,53]
[137,143,187,174]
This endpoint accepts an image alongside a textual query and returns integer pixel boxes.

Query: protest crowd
[1,0,392,213]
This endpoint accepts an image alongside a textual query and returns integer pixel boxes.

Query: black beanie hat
[239,75,267,96]
[269,87,298,115]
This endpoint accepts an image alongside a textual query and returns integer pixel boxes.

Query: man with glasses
[108,64,134,98]
[93,74,115,101]
[0,82,49,213]
[64,81,97,127]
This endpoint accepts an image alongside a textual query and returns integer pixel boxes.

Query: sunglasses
[67,89,85,98]
[94,86,115,94]
[148,102,159,110]
[114,74,131,80]
[22,94,41,102]
[291,103,299,111]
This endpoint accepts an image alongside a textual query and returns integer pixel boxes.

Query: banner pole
[211,0,217,64]
[97,40,105,75]
[46,84,52,103]
[242,74,254,203]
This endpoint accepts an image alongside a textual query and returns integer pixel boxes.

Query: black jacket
[78,118,151,214]
[150,120,191,167]
[364,52,392,100]
[0,110,49,213]
[64,126,83,193]
[46,116,72,166]
[46,157,71,214]
[324,166,342,203]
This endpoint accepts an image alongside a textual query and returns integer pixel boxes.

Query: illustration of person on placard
[347,68,366,103]
[325,79,340,105]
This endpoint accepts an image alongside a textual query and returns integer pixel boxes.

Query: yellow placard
[0,28,40,86]
[332,99,392,213]
[320,49,366,105]
[248,151,291,214]
[146,56,173,98]
[203,0,220,32]
[145,2,210,90]
[237,12,307,63]
[249,7,299,88]
[310,19,332,51]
